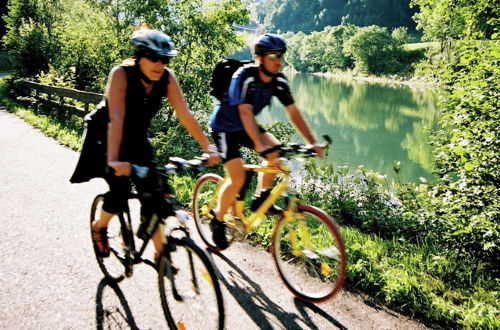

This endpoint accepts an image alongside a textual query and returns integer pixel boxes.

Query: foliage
[252,0,417,34]
[53,0,123,90]
[3,0,250,100]
[427,38,500,274]
[410,0,500,41]
[284,24,424,75]
[2,0,63,77]
[343,25,407,75]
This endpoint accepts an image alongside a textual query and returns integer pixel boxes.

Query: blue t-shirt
[208,65,294,132]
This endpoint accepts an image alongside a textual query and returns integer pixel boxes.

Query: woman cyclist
[70,25,219,260]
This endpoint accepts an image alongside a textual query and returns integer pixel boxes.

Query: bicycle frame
[203,161,306,236]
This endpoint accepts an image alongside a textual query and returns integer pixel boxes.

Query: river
[259,73,442,183]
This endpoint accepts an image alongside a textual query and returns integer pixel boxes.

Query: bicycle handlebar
[261,134,332,159]
[131,157,208,179]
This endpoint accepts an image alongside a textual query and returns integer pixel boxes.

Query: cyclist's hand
[203,144,221,166]
[311,143,325,159]
[203,151,221,166]
[108,161,131,176]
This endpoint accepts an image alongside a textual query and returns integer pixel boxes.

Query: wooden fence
[14,79,103,118]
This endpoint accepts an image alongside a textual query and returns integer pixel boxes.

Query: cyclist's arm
[239,104,266,152]
[285,104,324,158]
[106,66,131,175]
[166,70,219,164]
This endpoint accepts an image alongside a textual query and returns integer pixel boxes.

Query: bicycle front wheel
[158,237,224,330]
[192,173,224,251]
[271,204,346,303]
[90,194,132,282]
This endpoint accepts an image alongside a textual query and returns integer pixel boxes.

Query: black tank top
[118,64,169,162]
[70,64,170,183]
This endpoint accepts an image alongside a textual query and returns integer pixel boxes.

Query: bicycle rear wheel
[271,204,346,303]
[192,173,224,251]
[158,237,224,330]
[90,194,132,282]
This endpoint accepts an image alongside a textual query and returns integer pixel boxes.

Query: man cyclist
[208,33,324,249]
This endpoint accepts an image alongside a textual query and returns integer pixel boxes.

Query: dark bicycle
[90,157,224,329]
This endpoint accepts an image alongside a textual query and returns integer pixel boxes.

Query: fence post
[84,86,91,112]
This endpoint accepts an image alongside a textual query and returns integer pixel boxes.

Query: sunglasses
[265,53,284,60]
[143,52,171,65]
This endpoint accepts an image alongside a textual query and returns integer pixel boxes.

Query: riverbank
[315,70,441,89]
[283,67,442,89]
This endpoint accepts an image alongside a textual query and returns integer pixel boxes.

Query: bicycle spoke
[158,238,224,329]
[272,205,346,303]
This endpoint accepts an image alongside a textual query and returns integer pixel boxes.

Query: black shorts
[211,127,267,163]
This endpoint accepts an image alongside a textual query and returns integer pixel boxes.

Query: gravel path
[0,105,429,329]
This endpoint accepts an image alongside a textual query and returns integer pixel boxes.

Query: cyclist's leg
[136,170,174,260]
[215,157,246,221]
[211,130,250,221]
[92,175,130,254]
[256,131,281,191]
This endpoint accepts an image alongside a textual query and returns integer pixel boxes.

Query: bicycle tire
[271,204,347,303]
[90,194,133,282]
[192,173,224,251]
[158,237,224,330]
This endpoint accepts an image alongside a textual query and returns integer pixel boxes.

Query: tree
[2,0,64,77]
[344,25,401,74]
[410,0,499,41]
[253,0,417,33]
[342,0,417,30]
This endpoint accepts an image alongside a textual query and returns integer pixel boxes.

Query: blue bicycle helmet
[253,34,287,55]
[131,29,178,57]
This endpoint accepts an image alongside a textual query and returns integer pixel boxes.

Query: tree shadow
[95,278,139,330]
[209,251,348,329]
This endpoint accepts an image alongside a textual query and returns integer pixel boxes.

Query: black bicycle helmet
[253,34,287,55]
[131,29,178,57]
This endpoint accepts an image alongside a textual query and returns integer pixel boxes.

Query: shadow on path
[294,298,349,330]
[95,278,140,330]
[210,251,348,329]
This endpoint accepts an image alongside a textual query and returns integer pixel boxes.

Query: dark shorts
[211,127,267,163]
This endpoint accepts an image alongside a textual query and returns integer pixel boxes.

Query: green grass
[0,77,83,151]
[404,42,440,51]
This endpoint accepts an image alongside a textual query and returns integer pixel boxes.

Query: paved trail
[0,106,428,329]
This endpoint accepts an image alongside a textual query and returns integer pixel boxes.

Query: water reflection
[260,73,442,183]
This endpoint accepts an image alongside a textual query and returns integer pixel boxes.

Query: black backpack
[210,58,254,101]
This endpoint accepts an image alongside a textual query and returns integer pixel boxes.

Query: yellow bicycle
[192,137,346,303]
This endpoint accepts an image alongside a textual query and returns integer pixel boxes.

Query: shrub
[344,25,403,75]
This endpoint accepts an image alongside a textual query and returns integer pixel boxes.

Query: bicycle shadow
[95,278,139,330]
[294,298,349,330]
[209,251,348,330]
